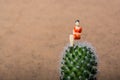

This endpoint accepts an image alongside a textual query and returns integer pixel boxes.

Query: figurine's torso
[73,26,82,40]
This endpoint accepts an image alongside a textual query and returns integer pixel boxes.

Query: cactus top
[60,44,98,80]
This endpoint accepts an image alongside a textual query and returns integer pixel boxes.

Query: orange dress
[73,26,82,40]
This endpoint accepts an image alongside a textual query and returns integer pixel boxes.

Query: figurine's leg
[69,34,74,47]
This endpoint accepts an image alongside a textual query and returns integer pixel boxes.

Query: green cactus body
[60,43,98,80]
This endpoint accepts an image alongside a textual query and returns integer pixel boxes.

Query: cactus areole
[60,20,98,80]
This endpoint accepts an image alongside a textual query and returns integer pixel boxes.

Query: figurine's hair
[75,20,80,23]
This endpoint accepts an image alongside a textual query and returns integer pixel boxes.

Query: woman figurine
[73,20,82,40]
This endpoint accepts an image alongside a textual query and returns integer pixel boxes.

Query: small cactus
[60,42,98,80]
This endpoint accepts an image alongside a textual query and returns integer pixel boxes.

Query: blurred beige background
[0,0,120,80]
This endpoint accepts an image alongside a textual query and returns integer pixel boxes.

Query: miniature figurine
[69,20,82,47]
[73,20,82,40]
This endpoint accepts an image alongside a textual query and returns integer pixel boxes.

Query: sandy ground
[0,0,120,80]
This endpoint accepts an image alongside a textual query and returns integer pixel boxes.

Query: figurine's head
[75,20,80,26]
